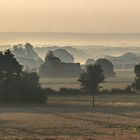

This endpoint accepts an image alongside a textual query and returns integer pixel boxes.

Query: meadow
[0,94,139,139]
[0,69,139,140]
[40,69,135,90]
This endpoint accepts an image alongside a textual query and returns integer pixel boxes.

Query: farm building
[41,63,82,78]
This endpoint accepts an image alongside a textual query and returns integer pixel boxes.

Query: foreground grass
[0,94,139,140]
[48,94,140,106]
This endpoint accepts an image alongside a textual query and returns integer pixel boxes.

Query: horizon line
[1,32,140,34]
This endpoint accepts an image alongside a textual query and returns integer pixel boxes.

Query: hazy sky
[0,0,140,33]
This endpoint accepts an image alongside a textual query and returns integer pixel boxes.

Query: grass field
[40,69,135,90]
[0,69,139,139]
[0,94,139,140]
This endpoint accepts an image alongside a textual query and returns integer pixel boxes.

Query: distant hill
[106,52,140,64]
[106,52,140,69]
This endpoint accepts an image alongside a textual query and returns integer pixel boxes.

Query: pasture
[0,94,139,139]
[0,69,139,139]
[40,69,135,90]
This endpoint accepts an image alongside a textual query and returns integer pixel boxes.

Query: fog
[1,32,140,46]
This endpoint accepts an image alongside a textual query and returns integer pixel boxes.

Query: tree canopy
[0,50,47,104]
[96,58,115,77]
[132,64,140,91]
[12,43,43,70]
[12,43,40,59]
[85,59,95,66]
[40,51,62,76]
[78,64,105,106]
[44,51,62,64]
[0,49,22,85]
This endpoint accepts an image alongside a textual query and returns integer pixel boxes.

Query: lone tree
[78,64,105,107]
[132,64,140,91]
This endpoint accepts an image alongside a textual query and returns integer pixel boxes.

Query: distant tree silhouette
[132,64,140,91]
[45,51,62,64]
[0,50,47,103]
[40,51,62,75]
[23,72,39,86]
[12,43,43,70]
[24,43,39,58]
[85,59,95,66]
[78,64,105,107]
[13,43,40,59]
[0,50,22,97]
[96,58,115,77]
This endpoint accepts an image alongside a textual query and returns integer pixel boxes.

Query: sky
[0,0,140,33]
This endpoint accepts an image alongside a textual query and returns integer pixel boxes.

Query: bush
[0,78,47,104]
[44,88,57,95]
[59,88,82,95]
[44,88,86,96]
[100,87,134,95]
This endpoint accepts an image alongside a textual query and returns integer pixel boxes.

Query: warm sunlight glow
[0,0,140,33]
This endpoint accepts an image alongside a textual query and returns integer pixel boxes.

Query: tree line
[0,50,47,104]
[0,49,140,106]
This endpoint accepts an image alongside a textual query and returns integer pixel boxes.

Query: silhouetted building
[41,63,82,78]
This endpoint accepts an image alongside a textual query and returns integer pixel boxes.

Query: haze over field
[0,1,140,139]
[1,32,140,46]
[0,0,140,46]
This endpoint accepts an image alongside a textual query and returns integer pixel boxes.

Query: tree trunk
[92,89,95,107]
[90,88,95,107]
[92,92,94,107]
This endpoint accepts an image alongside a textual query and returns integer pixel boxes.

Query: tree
[0,49,22,96]
[13,43,40,59]
[78,64,105,107]
[132,64,140,91]
[96,58,115,77]
[40,51,62,76]
[0,49,47,103]
[12,43,43,70]
[85,59,95,66]
[44,51,62,64]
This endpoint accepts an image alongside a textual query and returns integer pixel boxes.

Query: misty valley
[4,43,138,90]
[0,43,140,140]
[1,0,140,139]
